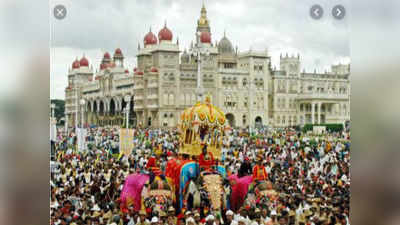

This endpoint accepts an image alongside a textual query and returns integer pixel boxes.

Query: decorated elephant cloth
[229,174,253,212]
[120,173,150,212]
[178,161,200,209]
[201,172,224,210]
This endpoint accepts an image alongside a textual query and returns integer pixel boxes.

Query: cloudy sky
[50,0,350,100]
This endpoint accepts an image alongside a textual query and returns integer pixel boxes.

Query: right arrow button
[332,5,346,20]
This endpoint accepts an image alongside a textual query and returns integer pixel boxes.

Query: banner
[77,128,87,151]
[120,128,134,156]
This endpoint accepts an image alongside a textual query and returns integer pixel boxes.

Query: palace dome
[218,35,234,54]
[200,31,211,43]
[150,67,158,72]
[125,69,129,73]
[115,48,122,55]
[158,24,173,41]
[144,30,157,45]
[72,59,80,69]
[80,56,89,67]
[104,52,111,59]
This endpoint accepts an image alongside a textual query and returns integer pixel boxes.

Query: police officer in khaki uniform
[167,206,177,225]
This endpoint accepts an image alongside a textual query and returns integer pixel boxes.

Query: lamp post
[124,95,131,128]
[80,99,85,128]
[189,35,210,102]
[75,86,78,131]
[248,80,255,134]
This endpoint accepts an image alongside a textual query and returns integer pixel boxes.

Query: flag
[120,128,135,156]
[77,128,87,151]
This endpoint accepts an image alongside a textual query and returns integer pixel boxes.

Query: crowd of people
[50,126,350,225]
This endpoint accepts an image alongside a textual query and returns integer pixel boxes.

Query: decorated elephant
[228,174,253,212]
[120,173,174,215]
[182,166,230,215]
[120,173,150,213]
[166,159,230,214]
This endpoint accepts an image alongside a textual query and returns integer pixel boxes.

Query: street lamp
[80,99,86,128]
[188,39,210,102]
[124,95,131,128]
[248,80,256,134]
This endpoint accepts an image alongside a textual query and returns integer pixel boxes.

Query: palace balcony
[298,93,349,101]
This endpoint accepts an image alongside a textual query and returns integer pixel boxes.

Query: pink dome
[115,48,122,55]
[104,52,111,59]
[144,30,157,45]
[72,59,80,69]
[200,31,211,43]
[158,24,173,41]
[79,56,89,67]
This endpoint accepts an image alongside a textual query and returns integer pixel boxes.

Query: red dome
[72,59,80,69]
[200,31,211,43]
[115,48,122,55]
[158,25,173,41]
[125,69,129,73]
[144,30,157,45]
[133,67,138,72]
[80,56,89,67]
[104,52,111,59]
[150,67,158,72]
[135,71,144,75]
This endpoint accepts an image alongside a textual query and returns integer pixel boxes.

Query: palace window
[242,78,247,87]
[224,63,234,69]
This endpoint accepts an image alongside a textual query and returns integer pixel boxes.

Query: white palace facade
[64,4,350,129]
